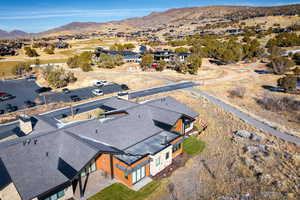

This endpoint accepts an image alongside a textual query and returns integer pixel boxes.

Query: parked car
[92,89,104,96]
[121,84,129,90]
[24,100,36,108]
[0,110,4,115]
[62,88,71,94]
[26,75,37,81]
[0,93,15,101]
[6,104,18,113]
[35,87,52,94]
[70,95,81,102]
[92,80,109,87]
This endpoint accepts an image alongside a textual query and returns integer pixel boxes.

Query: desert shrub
[11,62,31,75]
[67,52,93,71]
[42,67,77,88]
[186,53,202,75]
[175,47,189,53]
[256,93,300,112]
[228,87,246,98]
[277,75,298,92]
[292,52,300,65]
[95,53,124,69]
[24,47,39,57]
[140,54,154,70]
[44,47,54,55]
[156,60,167,72]
[270,56,294,75]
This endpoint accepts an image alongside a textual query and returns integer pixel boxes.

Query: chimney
[19,114,33,135]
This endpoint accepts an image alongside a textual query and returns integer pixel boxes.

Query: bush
[67,52,93,71]
[95,53,123,69]
[187,53,202,74]
[42,67,77,88]
[256,93,300,112]
[44,47,54,55]
[24,47,39,57]
[270,57,294,75]
[174,47,189,53]
[140,54,154,70]
[156,60,166,72]
[277,75,298,92]
[228,87,246,98]
[11,62,31,75]
[292,52,300,65]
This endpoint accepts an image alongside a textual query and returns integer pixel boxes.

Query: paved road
[129,81,198,99]
[0,79,123,111]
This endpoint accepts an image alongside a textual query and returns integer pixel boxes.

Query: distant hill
[1,4,300,38]
[0,29,30,39]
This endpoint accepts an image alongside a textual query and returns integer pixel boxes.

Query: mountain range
[1,4,299,39]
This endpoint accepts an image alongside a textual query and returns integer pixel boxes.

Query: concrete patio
[73,170,116,200]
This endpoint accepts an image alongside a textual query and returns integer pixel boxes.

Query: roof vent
[46,152,49,157]
[138,114,141,118]
[34,139,37,145]
[23,141,26,146]
[27,139,31,145]
[95,129,98,134]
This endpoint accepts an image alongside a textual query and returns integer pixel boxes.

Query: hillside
[0,29,29,39]
[1,4,300,38]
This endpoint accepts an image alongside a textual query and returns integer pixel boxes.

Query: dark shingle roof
[143,96,198,119]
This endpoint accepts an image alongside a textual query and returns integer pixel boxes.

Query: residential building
[0,96,199,200]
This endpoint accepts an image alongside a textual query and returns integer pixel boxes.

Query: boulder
[233,130,262,142]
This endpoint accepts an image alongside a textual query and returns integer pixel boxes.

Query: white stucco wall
[150,146,173,176]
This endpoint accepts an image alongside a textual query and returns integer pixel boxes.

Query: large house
[0,96,200,200]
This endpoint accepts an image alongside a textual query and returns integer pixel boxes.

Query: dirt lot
[138,90,300,200]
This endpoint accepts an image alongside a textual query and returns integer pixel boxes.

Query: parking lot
[0,79,123,113]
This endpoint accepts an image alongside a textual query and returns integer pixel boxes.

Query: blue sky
[0,0,299,33]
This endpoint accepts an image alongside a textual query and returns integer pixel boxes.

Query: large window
[43,190,65,200]
[132,165,146,184]
[172,143,182,153]
[81,160,96,177]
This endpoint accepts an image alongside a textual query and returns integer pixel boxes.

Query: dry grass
[139,90,299,200]
[62,108,104,123]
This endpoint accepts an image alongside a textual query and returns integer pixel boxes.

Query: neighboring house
[0,96,200,200]
[94,48,141,63]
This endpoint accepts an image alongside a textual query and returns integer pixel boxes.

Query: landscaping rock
[233,130,262,142]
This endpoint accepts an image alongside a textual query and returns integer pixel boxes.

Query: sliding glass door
[132,165,146,184]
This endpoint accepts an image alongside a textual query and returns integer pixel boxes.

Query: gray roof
[115,130,180,165]
[0,96,198,200]
[143,96,198,119]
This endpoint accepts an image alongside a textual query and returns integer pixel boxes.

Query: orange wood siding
[172,119,183,134]
[96,154,150,187]
[171,136,183,158]
[96,154,111,175]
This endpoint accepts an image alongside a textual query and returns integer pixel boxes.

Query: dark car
[6,104,18,113]
[0,93,15,101]
[62,88,71,94]
[0,110,4,115]
[70,95,81,102]
[35,87,52,94]
[121,84,129,90]
[26,75,37,81]
[24,100,36,108]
